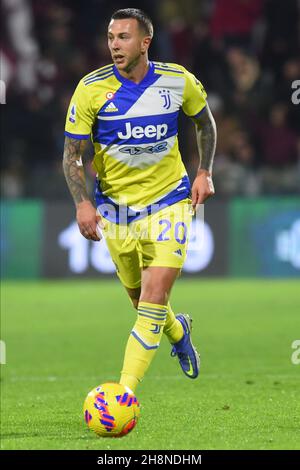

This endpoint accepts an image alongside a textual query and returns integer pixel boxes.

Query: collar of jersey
[113,61,155,88]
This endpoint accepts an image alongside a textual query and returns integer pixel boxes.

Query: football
[83,382,140,437]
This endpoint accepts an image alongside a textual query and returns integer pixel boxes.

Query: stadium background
[1,0,300,280]
[1,0,300,452]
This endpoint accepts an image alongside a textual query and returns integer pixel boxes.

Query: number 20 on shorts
[157,219,187,244]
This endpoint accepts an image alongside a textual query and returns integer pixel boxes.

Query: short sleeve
[182,69,207,118]
[65,80,94,139]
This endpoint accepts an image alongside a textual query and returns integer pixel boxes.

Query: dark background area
[1,0,300,201]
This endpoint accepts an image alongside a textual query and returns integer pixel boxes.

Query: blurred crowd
[1,0,300,199]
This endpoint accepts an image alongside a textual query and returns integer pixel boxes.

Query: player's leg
[139,267,184,342]
[139,265,178,304]
[120,266,180,392]
[137,199,200,380]
[136,198,192,344]
[142,267,200,381]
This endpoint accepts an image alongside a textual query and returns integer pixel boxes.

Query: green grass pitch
[1,279,299,450]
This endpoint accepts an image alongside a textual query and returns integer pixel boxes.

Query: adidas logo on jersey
[104,102,118,112]
[173,249,183,257]
[117,122,168,140]
[69,103,76,123]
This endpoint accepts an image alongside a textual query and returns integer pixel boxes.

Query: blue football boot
[171,314,200,379]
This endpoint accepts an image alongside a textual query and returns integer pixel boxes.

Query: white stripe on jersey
[105,135,177,169]
[97,75,185,121]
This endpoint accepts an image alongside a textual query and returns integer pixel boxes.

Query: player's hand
[76,200,103,241]
[191,169,215,211]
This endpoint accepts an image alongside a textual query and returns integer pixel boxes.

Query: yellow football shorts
[100,198,194,289]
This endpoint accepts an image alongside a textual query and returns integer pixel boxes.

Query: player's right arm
[63,79,101,241]
[63,136,101,241]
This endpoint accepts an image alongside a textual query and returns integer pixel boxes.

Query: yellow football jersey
[65,61,207,223]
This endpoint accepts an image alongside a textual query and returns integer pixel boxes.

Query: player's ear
[141,36,151,53]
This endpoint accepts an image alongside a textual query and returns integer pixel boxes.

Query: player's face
[108,19,150,72]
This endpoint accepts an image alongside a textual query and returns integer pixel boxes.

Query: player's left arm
[191,104,217,209]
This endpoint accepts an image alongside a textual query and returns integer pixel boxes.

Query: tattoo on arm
[193,105,217,173]
[62,137,89,205]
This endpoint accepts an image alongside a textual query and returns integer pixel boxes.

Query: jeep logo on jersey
[117,122,168,140]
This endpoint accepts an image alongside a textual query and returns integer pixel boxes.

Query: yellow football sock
[119,301,167,392]
[163,302,184,344]
[119,374,140,393]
